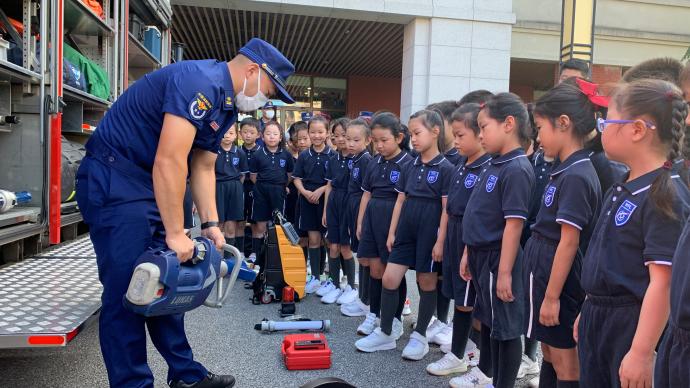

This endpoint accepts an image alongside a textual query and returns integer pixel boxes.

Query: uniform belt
[370,195,397,201]
[586,294,640,307]
[86,134,153,186]
[467,242,502,251]
[669,323,690,344]
[531,232,559,246]
[406,196,440,203]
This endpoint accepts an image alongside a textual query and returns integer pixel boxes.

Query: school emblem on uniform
[615,200,637,226]
[348,160,354,170]
[353,167,360,179]
[390,170,400,183]
[485,175,498,193]
[279,159,286,168]
[427,170,439,184]
[232,157,239,166]
[464,173,478,189]
[189,92,212,120]
[544,185,557,207]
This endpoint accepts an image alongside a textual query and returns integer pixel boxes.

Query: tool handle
[203,244,242,308]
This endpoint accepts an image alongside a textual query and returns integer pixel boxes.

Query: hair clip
[479,102,486,109]
[662,160,674,170]
[575,78,610,108]
[665,91,676,102]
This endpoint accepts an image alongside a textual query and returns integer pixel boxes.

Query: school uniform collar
[445,148,459,157]
[308,145,331,157]
[465,153,492,170]
[353,150,370,163]
[334,152,352,161]
[243,144,260,152]
[262,146,283,156]
[550,149,591,176]
[413,153,447,167]
[619,168,680,196]
[378,151,408,164]
[491,147,527,165]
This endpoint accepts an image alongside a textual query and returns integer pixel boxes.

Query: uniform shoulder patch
[189,92,213,120]
[615,199,637,226]
[485,175,498,193]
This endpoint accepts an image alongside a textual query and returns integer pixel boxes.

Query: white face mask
[264,109,275,120]
[236,69,269,112]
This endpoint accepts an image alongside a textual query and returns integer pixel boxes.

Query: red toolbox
[282,333,332,370]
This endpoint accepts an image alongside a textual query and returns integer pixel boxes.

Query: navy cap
[262,101,275,109]
[239,38,295,104]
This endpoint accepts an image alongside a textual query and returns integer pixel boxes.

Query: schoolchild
[457,93,536,388]
[287,121,311,256]
[240,117,262,258]
[522,79,605,387]
[215,124,249,253]
[293,115,333,294]
[353,112,412,339]
[428,100,463,166]
[249,121,294,262]
[355,110,454,360]
[339,119,374,317]
[426,103,492,377]
[578,79,690,388]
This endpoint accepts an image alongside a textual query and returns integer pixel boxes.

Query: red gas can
[281,333,332,370]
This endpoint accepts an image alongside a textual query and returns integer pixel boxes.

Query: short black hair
[459,90,494,105]
[240,117,260,131]
[560,59,590,77]
[622,57,683,86]
[288,121,308,137]
[426,100,459,121]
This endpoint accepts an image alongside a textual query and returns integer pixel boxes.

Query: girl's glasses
[596,118,656,133]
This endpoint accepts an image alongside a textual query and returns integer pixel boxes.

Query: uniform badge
[427,170,439,184]
[615,200,637,226]
[189,92,212,120]
[390,170,400,183]
[485,175,498,193]
[232,157,239,166]
[210,121,220,131]
[280,159,286,168]
[544,185,556,207]
[464,173,478,189]
[353,167,360,179]
[348,159,354,170]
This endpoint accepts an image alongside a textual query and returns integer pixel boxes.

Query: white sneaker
[316,280,336,297]
[341,299,369,317]
[426,352,468,376]
[402,297,412,315]
[392,317,404,340]
[517,354,540,378]
[449,368,493,388]
[440,341,480,367]
[357,312,378,335]
[321,287,343,304]
[248,253,257,263]
[402,331,429,360]
[336,286,358,305]
[431,325,453,346]
[305,277,321,294]
[355,327,396,352]
[426,317,446,340]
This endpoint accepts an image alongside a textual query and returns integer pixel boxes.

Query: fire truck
[0,0,173,348]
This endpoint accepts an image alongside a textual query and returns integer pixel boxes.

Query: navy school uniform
[285,154,299,223]
[242,143,262,222]
[215,145,248,222]
[347,150,373,251]
[579,168,690,387]
[522,149,601,349]
[76,59,238,386]
[325,152,353,245]
[388,154,455,272]
[249,146,294,222]
[656,214,690,387]
[462,147,535,340]
[293,146,332,232]
[444,148,464,166]
[521,149,556,246]
[442,153,492,307]
[357,151,413,262]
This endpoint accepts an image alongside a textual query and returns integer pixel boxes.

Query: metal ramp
[0,236,102,348]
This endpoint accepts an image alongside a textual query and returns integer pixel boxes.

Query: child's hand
[573,313,580,343]
[539,296,560,327]
[432,242,443,262]
[460,253,471,281]
[496,272,514,302]
[619,348,654,388]
[386,234,395,253]
[322,214,327,228]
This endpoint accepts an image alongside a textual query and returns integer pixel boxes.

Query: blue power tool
[124,238,247,317]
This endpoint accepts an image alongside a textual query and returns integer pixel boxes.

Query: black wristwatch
[200,221,219,230]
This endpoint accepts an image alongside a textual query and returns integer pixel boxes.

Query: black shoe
[170,372,236,388]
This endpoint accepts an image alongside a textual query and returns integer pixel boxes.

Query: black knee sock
[380,287,398,335]
[524,336,539,362]
[451,310,472,359]
[251,238,263,258]
[343,258,356,288]
[556,380,579,388]
[328,254,341,284]
[308,248,321,279]
[224,237,235,258]
[495,338,522,388]
[319,245,327,275]
[539,361,557,388]
[234,236,244,254]
[415,290,437,336]
[358,266,364,298]
[369,277,382,317]
[469,326,481,346]
[436,281,451,323]
[361,266,370,305]
[395,279,407,319]
[302,246,308,263]
[479,324,493,378]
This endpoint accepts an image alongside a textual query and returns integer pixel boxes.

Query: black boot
[169,372,235,388]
